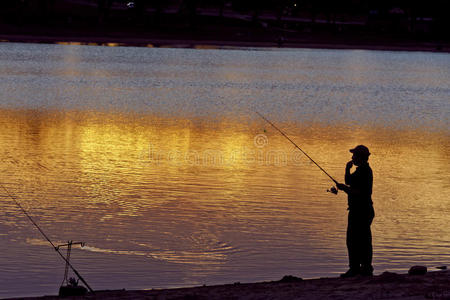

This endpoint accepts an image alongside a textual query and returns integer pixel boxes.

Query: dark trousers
[347,206,375,271]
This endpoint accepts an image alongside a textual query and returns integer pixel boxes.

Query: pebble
[408,266,427,275]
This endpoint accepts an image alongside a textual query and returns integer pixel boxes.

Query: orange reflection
[0,108,449,267]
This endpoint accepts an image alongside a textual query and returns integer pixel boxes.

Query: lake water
[0,42,449,298]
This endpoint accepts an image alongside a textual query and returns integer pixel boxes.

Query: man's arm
[344,161,353,185]
[337,182,364,195]
[338,165,372,196]
[338,161,354,194]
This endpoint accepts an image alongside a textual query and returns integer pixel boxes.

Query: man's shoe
[360,266,374,277]
[360,270,373,277]
[340,268,360,278]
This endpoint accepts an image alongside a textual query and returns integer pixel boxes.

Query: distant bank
[2,0,449,53]
[1,24,449,52]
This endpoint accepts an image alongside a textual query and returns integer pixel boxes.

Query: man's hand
[336,183,347,191]
[346,161,353,170]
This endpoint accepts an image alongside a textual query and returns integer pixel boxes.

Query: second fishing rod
[1,184,94,294]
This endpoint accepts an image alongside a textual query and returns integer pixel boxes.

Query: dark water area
[0,42,449,298]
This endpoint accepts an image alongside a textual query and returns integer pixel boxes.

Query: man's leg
[360,208,375,276]
[342,212,360,277]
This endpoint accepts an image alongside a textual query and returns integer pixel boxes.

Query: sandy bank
[12,270,450,300]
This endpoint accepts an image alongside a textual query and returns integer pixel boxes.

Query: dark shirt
[345,162,373,211]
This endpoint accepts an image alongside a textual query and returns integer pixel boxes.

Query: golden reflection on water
[0,108,449,282]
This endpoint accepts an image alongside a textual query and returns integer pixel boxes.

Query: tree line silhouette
[1,0,449,40]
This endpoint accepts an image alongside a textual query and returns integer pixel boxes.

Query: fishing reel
[327,186,338,195]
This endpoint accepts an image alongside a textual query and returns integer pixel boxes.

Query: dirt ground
[13,270,450,300]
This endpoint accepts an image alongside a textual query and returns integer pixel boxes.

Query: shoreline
[1,31,449,53]
[9,270,450,299]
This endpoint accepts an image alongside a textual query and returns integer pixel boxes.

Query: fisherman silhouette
[336,145,374,278]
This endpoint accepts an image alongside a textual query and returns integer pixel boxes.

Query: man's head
[350,145,370,165]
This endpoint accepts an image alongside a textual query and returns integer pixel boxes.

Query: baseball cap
[349,145,370,157]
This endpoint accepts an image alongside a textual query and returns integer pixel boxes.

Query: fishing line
[140,93,338,189]
[255,111,338,185]
[1,184,94,293]
[211,95,338,186]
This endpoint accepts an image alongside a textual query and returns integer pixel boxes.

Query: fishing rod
[1,184,95,294]
[255,111,339,188]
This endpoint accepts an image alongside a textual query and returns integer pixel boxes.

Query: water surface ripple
[0,43,449,298]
